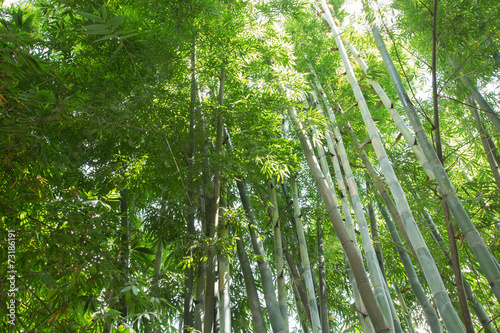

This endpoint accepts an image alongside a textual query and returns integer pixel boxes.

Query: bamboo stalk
[287,105,390,333]
[366,3,500,307]
[291,177,322,333]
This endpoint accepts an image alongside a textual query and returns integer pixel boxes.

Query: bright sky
[2,0,20,7]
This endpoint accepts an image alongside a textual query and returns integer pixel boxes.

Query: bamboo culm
[368,7,500,306]
[287,105,391,333]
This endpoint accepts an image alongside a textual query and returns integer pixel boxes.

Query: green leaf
[76,11,106,23]
[108,15,124,28]
[101,5,107,21]
[132,286,138,296]
[94,34,117,43]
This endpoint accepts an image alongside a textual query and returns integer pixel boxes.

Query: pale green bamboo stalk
[416,199,498,333]
[235,232,268,333]
[459,75,500,134]
[366,192,404,333]
[316,206,330,333]
[347,126,442,332]
[305,93,374,332]
[223,128,286,333]
[270,179,288,332]
[306,70,396,330]
[291,177,322,333]
[377,202,444,333]
[468,95,500,188]
[341,40,434,180]
[365,3,500,306]
[316,2,466,330]
[287,105,390,333]
[219,206,230,333]
[291,276,311,333]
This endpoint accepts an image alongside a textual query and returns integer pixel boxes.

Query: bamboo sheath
[314,1,467,331]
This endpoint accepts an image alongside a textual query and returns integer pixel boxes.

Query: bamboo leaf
[76,11,105,23]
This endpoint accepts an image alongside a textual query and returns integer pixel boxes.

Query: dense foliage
[1,0,499,332]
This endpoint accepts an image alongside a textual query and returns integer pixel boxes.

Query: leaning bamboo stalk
[364,3,500,306]
[235,232,268,333]
[347,125,442,332]
[316,2,467,330]
[287,105,391,333]
[316,205,330,333]
[468,96,500,188]
[291,177,322,333]
[341,40,434,180]
[306,71,396,330]
[223,128,286,333]
[416,200,498,333]
[377,202,443,333]
[270,179,288,332]
[305,93,374,332]
[282,242,313,326]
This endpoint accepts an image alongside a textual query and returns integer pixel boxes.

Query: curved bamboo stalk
[287,105,390,333]
[366,4,500,307]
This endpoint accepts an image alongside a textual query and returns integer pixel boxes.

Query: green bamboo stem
[306,65,396,330]
[378,202,444,333]
[416,199,498,333]
[223,128,286,333]
[468,95,500,188]
[305,92,374,332]
[316,206,330,333]
[291,177,322,333]
[366,4,500,306]
[287,105,390,333]
[219,209,230,333]
[315,2,467,330]
[342,39,434,180]
[270,179,289,332]
[235,231,268,333]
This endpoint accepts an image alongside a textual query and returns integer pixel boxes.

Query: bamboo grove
[1,0,500,332]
